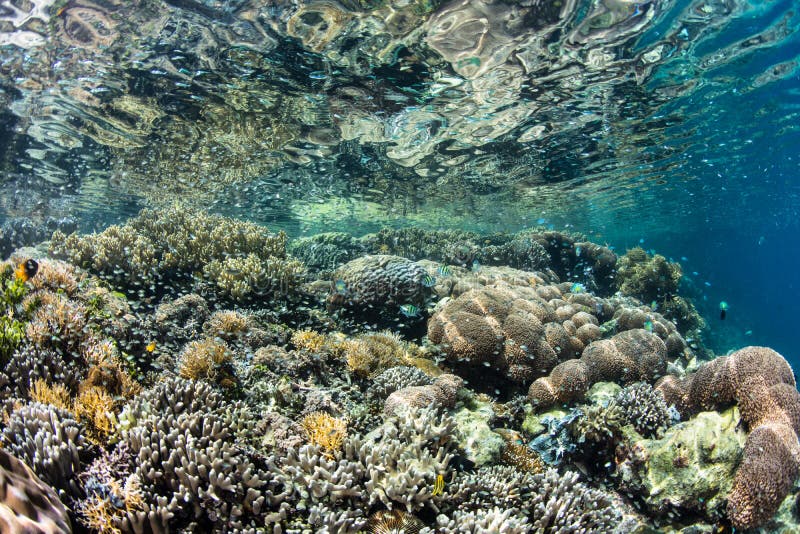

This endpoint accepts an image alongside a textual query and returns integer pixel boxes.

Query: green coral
[0,263,28,362]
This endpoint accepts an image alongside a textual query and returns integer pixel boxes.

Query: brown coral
[300,412,348,457]
[178,338,236,388]
[428,285,599,384]
[0,448,72,533]
[383,373,463,416]
[655,346,800,529]
[528,329,668,409]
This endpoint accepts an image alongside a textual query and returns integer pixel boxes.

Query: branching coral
[341,331,418,378]
[29,379,71,411]
[291,328,327,352]
[50,205,293,301]
[178,337,237,389]
[301,412,348,457]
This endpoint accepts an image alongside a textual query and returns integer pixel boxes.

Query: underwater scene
[1,0,800,532]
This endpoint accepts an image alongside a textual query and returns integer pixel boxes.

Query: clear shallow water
[1,0,799,358]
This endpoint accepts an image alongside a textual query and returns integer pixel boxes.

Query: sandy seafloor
[0,205,799,534]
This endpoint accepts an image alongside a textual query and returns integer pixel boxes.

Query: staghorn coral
[301,412,348,457]
[291,328,327,352]
[655,346,800,529]
[1,402,88,500]
[342,330,419,378]
[428,284,606,385]
[29,379,71,411]
[528,328,669,410]
[0,448,72,533]
[73,386,116,445]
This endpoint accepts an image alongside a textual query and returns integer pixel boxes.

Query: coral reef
[1,402,88,501]
[384,374,463,416]
[0,216,76,259]
[528,328,670,410]
[615,382,679,438]
[50,205,297,303]
[0,448,72,533]
[288,232,367,273]
[656,346,800,529]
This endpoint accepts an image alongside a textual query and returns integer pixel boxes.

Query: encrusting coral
[655,346,800,530]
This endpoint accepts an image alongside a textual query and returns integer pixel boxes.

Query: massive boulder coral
[428,285,607,384]
[0,448,72,533]
[528,329,669,410]
[655,346,800,530]
[327,255,430,319]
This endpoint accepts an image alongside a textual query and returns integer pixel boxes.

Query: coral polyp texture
[528,328,670,409]
[0,219,796,531]
[428,284,609,384]
[655,346,800,529]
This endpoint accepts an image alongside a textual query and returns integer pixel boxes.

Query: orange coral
[178,338,236,388]
[74,386,115,444]
[291,329,326,352]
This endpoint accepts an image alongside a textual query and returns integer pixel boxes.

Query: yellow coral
[291,329,326,352]
[78,475,144,534]
[301,412,347,456]
[178,337,235,387]
[205,310,249,337]
[29,379,71,411]
[74,386,115,444]
[342,331,414,377]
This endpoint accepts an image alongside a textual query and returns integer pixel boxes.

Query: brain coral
[428,285,606,384]
[655,346,800,530]
[528,329,669,410]
[327,255,430,318]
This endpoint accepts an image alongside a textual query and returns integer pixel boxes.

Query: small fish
[421,274,437,287]
[643,320,654,332]
[399,304,420,318]
[432,474,445,496]
[471,259,481,272]
[145,342,156,353]
[719,301,728,320]
[437,265,451,277]
[15,259,38,282]
[570,282,585,293]
[650,300,658,310]
[334,280,347,294]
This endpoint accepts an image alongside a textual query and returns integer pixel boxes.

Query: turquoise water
[1,0,800,531]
